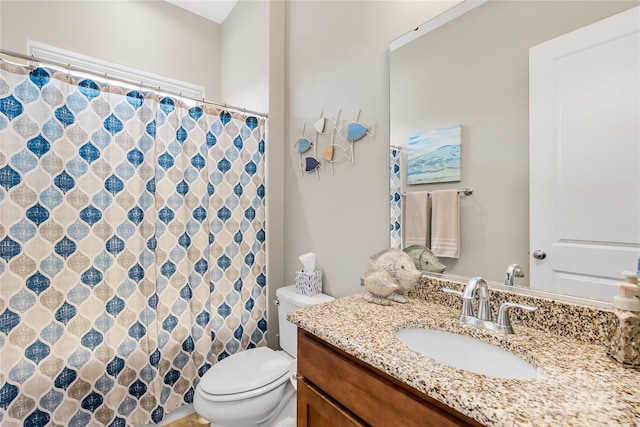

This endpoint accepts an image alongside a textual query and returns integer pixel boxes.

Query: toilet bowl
[194,348,295,427]
[194,285,334,427]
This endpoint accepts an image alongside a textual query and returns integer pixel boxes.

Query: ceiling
[165,1,238,24]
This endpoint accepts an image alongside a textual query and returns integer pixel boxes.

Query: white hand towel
[404,191,430,247]
[430,189,460,258]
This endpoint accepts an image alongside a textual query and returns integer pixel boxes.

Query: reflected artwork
[407,125,461,184]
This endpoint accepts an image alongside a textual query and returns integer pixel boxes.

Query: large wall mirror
[390,0,639,303]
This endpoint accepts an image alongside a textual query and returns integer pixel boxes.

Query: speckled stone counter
[288,284,640,426]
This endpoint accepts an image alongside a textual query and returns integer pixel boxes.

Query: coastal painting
[407,125,461,185]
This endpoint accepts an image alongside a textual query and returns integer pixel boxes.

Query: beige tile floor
[164,413,209,427]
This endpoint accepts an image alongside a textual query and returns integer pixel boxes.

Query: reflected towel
[430,189,460,258]
[404,192,430,247]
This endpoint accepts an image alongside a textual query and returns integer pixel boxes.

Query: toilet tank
[276,285,334,357]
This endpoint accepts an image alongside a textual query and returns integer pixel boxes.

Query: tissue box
[295,270,323,296]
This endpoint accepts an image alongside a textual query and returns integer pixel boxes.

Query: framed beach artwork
[407,125,462,185]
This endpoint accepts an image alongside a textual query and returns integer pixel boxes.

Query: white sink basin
[395,328,538,380]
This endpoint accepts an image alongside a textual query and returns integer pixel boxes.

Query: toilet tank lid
[276,285,335,307]
[199,347,290,395]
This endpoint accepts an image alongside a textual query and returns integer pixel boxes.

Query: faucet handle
[442,287,463,297]
[495,302,538,334]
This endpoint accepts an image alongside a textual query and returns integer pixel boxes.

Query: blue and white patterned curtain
[390,147,402,248]
[0,62,267,426]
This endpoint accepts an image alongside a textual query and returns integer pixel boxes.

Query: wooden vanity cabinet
[297,329,482,427]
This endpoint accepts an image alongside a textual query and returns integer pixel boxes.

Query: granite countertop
[288,292,640,427]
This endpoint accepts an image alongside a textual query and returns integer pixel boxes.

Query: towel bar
[401,187,473,198]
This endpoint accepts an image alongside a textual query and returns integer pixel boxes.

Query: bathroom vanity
[289,278,640,427]
[297,328,479,426]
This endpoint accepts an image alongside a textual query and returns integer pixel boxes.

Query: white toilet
[194,285,334,427]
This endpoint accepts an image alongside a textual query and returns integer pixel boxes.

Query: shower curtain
[390,147,402,248]
[0,62,267,426]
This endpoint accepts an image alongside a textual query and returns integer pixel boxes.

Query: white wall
[265,1,286,350]
[221,0,270,114]
[221,0,286,349]
[283,0,460,298]
[0,0,220,99]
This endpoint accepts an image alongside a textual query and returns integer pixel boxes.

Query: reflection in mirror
[390,0,639,302]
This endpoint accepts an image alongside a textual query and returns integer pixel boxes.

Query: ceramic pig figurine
[364,248,422,304]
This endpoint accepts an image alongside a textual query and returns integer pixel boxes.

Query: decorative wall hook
[303,156,321,180]
[295,123,313,154]
[338,109,375,164]
[294,109,374,179]
[322,127,350,176]
[314,110,341,135]
[295,123,315,176]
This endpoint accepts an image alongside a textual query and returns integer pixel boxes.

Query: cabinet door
[297,378,367,427]
[298,330,481,427]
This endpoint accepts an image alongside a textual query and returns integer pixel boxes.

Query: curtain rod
[0,48,268,119]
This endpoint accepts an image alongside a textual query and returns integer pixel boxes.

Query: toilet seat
[198,347,291,403]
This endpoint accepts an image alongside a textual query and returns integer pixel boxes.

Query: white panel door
[529,7,640,300]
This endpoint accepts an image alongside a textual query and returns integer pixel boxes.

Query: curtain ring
[66,63,72,80]
[103,73,109,89]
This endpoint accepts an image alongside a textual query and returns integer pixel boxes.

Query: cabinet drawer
[297,329,480,427]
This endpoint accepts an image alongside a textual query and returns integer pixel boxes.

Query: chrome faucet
[443,276,538,334]
[461,277,492,322]
[504,263,524,286]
